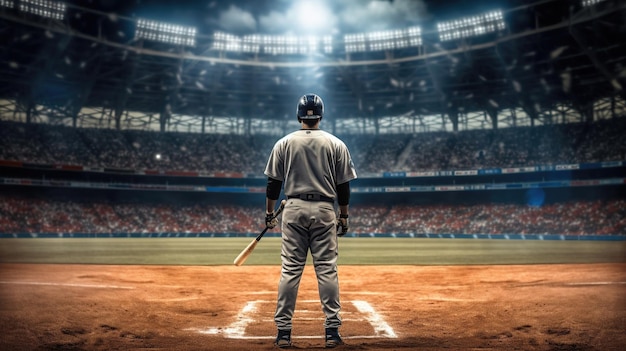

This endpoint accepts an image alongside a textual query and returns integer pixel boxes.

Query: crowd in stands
[1,195,624,235]
[367,200,626,235]
[1,119,624,236]
[0,122,275,174]
[347,119,626,173]
[1,118,625,175]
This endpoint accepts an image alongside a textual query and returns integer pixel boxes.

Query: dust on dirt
[1,263,624,350]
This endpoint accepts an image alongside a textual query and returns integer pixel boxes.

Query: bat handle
[256,226,269,241]
[275,199,287,216]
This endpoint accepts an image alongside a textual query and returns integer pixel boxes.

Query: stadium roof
[0,0,624,134]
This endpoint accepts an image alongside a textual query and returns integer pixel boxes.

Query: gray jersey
[264,129,357,199]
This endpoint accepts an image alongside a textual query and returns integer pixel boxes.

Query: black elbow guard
[337,182,350,206]
[266,177,283,200]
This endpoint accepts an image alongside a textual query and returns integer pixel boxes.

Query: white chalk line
[0,281,135,289]
[189,299,397,339]
[214,301,258,339]
[352,300,397,338]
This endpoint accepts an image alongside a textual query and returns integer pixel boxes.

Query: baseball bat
[233,199,286,266]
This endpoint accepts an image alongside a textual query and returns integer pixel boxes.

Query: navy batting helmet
[297,93,324,120]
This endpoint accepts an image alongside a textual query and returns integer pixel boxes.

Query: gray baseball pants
[274,198,342,330]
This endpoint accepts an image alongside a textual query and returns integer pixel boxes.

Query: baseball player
[264,93,357,348]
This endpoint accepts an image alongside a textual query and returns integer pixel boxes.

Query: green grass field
[1,238,624,265]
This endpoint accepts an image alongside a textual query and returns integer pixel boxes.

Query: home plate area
[189,299,397,340]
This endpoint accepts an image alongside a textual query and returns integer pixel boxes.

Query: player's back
[279,129,342,199]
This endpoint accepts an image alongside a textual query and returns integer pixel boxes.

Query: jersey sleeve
[264,138,285,181]
[335,142,357,185]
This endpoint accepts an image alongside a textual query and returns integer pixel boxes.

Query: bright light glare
[344,27,422,53]
[135,18,197,47]
[437,10,505,42]
[20,0,66,20]
[582,0,605,6]
[291,0,335,35]
[213,32,333,55]
[0,0,14,9]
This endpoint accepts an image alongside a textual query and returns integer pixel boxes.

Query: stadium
[0,0,625,350]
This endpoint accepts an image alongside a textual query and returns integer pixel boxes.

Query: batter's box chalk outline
[187,299,398,339]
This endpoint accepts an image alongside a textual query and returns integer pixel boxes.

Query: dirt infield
[0,263,625,351]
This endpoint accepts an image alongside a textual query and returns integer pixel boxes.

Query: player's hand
[265,212,278,229]
[336,214,349,236]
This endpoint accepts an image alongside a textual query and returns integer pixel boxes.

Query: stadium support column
[70,55,102,128]
[494,44,531,127]
[424,46,449,132]
[486,106,498,130]
[112,49,138,130]
[15,94,35,124]
[244,67,260,136]
[372,106,379,135]
[114,105,123,130]
[335,65,368,133]
[611,95,619,119]
[244,108,252,136]
[200,106,211,134]
[160,100,171,133]
[25,102,33,123]
[510,108,517,127]
[572,98,594,123]
[155,56,184,133]
[522,102,538,127]
[447,106,459,132]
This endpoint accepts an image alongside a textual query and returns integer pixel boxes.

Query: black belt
[288,194,334,203]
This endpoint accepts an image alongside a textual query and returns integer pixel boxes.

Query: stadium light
[344,27,422,53]
[135,18,197,47]
[344,33,366,53]
[241,34,260,53]
[322,36,333,55]
[213,32,333,55]
[213,32,243,52]
[437,10,505,42]
[0,0,15,9]
[19,0,66,20]
[582,0,605,6]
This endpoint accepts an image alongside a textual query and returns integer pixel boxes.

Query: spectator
[1,194,624,235]
[1,118,625,174]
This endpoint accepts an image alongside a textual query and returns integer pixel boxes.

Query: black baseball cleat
[325,328,344,348]
[274,329,292,348]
